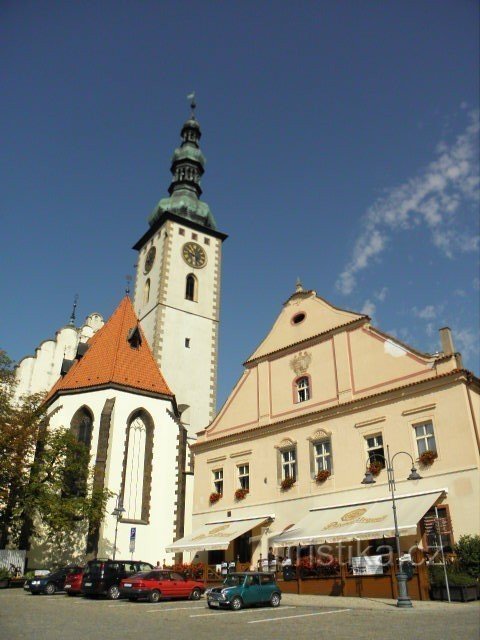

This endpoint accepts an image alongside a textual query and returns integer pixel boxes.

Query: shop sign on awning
[271,489,445,546]
[166,515,272,553]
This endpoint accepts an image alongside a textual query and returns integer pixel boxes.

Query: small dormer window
[127,326,142,349]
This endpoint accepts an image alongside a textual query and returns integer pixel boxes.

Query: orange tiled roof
[46,296,173,402]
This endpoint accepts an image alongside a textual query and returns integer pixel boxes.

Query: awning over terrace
[166,515,273,553]
[271,489,446,546]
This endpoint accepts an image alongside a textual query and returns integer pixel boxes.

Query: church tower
[132,99,227,437]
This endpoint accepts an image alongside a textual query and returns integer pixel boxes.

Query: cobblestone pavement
[0,589,478,640]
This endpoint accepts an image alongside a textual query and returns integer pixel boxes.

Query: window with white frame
[296,376,310,402]
[414,421,437,455]
[213,469,223,494]
[366,434,385,468]
[281,448,296,481]
[314,440,332,473]
[238,464,250,491]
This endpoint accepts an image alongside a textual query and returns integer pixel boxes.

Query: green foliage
[0,567,10,580]
[454,534,480,579]
[0,348,111,556]
[428,564,476,587]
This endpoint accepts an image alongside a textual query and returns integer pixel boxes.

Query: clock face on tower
[182,241,207,268]
[144,246,156,274]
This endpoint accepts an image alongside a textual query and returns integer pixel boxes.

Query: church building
[19,101,227,566]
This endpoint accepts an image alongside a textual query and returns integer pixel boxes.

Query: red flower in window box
[234,488,249,501]
[315,469,331,483]
[419,450,438,466]
[280,476,295,491]
[368,460,383,476]
[209,492,222,505]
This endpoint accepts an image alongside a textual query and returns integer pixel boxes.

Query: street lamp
[361,445,422,609]
[111,495,125,561]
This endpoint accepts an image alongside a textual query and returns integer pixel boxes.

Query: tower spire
[69,294,79,326]
[148,95,217,230]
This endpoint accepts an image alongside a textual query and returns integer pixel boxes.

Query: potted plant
[368,460,383,476]
[0,568,10,589]
[429,565,477,602]
[315,469,331,483]
[280,476,295,491]
[419,450,438,466]
[234,487,249,501]
[209,491,222,505]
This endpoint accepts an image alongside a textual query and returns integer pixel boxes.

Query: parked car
[64,567,84,596]
[206,572,281,610]
[29,566,83,595]
[119,569,204,603]
[81,560,153,600]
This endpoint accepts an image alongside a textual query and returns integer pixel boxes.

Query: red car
[64,568,83,596]
[119,570,204,603]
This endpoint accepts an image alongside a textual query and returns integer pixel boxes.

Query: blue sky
[1,1,479,409]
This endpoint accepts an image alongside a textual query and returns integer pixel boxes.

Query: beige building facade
[175,284,479,570]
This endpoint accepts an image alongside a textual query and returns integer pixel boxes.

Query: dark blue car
[29,566,83,595]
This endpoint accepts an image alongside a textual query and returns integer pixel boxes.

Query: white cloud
[361,299,376,318]
[454,327,480,363]
[336,110,480,294]
[375,286,388,302]
[425,322,435,337]
[413,305,437,320]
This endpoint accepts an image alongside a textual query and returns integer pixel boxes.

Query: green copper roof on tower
[149,94,217,230]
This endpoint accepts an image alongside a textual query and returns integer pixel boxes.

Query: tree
[0,350,46,547]
[0,349,111,562]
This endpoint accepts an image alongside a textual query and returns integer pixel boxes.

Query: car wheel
[230,596,243,611]
[270,592,281,608]
[107,585,120,600]
[190,588,202,601]
[45,583,56,596]
[148,589,161,603]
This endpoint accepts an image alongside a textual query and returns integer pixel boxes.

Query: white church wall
[15,317,103,401]
[33,388,181,566]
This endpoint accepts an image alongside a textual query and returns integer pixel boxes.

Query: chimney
[439,327,455,356]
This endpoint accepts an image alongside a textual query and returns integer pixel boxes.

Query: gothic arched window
[121,410,154,522]
[70,406,93,449]
[66,406,93,496]
[185,274,197,301]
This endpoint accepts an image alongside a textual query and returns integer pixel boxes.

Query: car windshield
[223,574,243,587]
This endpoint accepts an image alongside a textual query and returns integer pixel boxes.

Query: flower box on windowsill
[281,477,296,491]
[315,469,331,484]
[419,450,438,467]
[209,492,222,505]
[234,488,249,501]
[368,461,383,477]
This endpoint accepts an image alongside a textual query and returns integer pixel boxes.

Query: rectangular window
[204,237,210,245]
[185,338,190,348]
[238,464,249,490]
[179,228,185,236]
[414,421,437,455]
[213,469,223,494]
[282,448,296,481]
[366,434,385,468]
[192,232,198,240]
[314,440,332,473]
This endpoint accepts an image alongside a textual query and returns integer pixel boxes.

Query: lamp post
[111,495,125,561]
[361,444,422,609]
